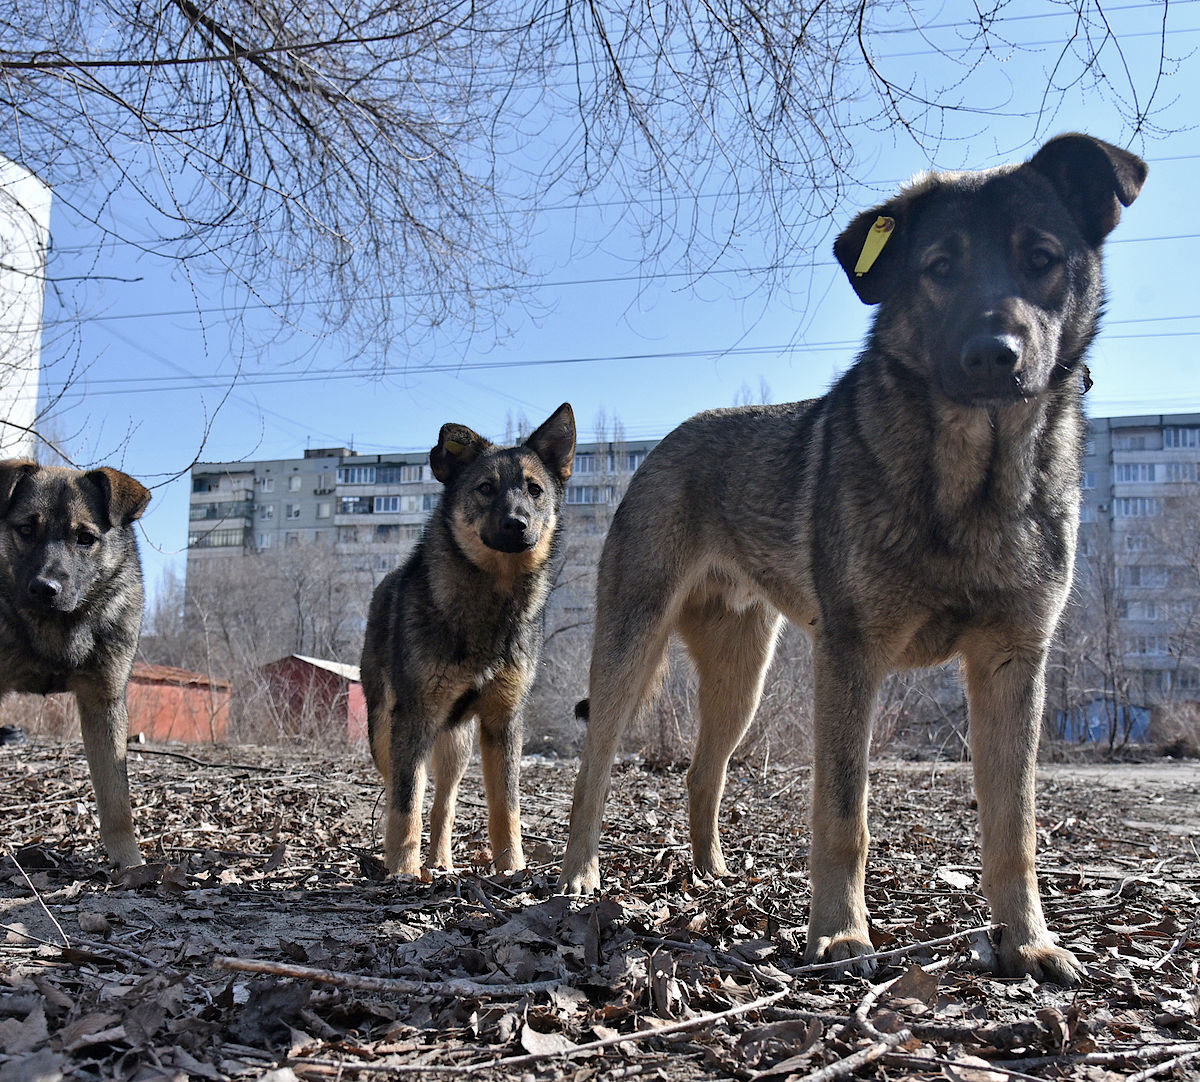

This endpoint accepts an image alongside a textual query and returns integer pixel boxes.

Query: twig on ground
[784,924,997,977]
[6,847,71,948]
[216,956,564,998]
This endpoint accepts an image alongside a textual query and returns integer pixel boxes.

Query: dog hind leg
[678,595,782,877]
[560,577,677,893]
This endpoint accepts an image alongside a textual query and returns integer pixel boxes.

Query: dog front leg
[962,636,1085,986]
[385,707,431,876]
[76,693,142,869]
[478,699,526,872]
[428,723,473,871]
[805,637,880,976]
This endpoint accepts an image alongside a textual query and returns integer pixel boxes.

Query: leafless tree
[0,1,1175,368]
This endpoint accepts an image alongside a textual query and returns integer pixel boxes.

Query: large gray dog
[559,134,1146,986]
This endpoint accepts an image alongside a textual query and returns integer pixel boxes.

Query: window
[1113,497,1160,518]
[1127,634,1168,656]
[337,465,377,484]
[378,464,425,483]
[256,477,275,493]
[376,494,423,513]
[1081,471,1096,490]
[1115,463,1156,483]
[1079,503,1095,523]
[565,485,614,505]
[1166,461,1199,483]
[1124,534,1150,552]
[423,493,439,511]
[257,533,273,549]
[286,503,302,519]
[188,528,243,548]
[338,497,372,514]
[1119,565,1168,588]
[1164,427,1200,448]
[259,504,274,519]
[1114,433,1148,451]
[574,453,596,474]
[288,474,303,492]
[317,501,332,519]
[338,526,359,544]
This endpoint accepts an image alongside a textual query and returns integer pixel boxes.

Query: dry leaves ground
[2,738,1199,1082]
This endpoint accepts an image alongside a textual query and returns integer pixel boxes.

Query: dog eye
[924,255,953,281]
[1027,247,1058,274]
[14,522,35,540]
[527,481,543,498]
[477,481,495,496]
[75,530,97,548]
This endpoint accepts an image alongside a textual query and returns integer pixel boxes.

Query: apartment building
[187,437,655,616]
[1079,412,1200,703]
[187,411,1200,709]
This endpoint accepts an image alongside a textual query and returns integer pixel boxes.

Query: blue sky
[26,2,1200,597]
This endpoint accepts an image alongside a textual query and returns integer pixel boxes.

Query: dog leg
[428,724,472,871]
[561,588,675,893]
[77,694,142,869]
[962,636,1085,986]
[479,699,526,872]
[679,598,782,877]
[805,636,881,976]
[385,710,430,876]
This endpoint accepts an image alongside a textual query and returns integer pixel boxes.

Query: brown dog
[361,405,576,875]
[559,134,1147,985]
[0,461,151,868]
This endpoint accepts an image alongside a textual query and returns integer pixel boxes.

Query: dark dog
[0,460,151,868]
[559,134,1146,985]
[361,404,576,875]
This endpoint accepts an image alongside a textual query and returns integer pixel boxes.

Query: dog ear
[430,424,490,484]
[85,467,151,528]
[0,459,38,515]
[834,201,907,305]
[525,402,576,483]
[1029,133,1148,246]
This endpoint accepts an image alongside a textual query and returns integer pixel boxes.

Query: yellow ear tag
[853,216,895,277]
[444,438,465,456]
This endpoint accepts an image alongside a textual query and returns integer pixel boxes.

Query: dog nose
[961,333,1022,378]
[500,515,529,538]
[29,577,62,601]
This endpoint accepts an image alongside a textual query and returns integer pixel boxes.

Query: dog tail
[574,698,590,723]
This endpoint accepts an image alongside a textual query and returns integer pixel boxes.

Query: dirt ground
[1,738,1198,1081]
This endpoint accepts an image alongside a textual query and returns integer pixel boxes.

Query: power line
[43,231,1200,328]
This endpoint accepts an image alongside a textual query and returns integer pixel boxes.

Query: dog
[361,403,576,876]
[559,134,1146,986]
[0,460,151,869]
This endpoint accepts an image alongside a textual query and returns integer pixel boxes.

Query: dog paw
[107,839,144,871]
[997,939,1086,986]
[557,861,600,895]
[804,934,878,979]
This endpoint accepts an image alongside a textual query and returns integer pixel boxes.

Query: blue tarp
[1056,700,1151,743]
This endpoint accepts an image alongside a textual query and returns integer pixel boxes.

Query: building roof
[284,654,362,683]
[131,663,232,691]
